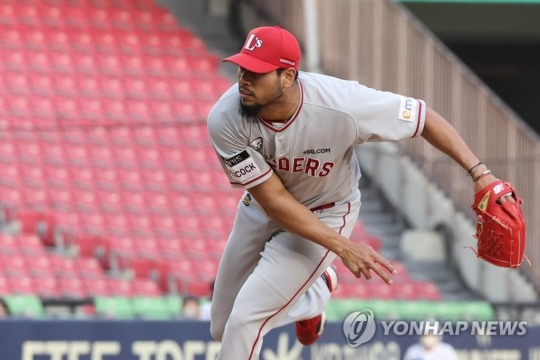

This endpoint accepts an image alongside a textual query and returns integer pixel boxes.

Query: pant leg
[217,194,360,359]
[276,192,361,328]
[210,194,278,341]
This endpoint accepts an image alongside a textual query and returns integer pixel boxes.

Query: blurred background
[0,0,538,358]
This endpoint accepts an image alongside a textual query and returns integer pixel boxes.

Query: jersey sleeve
[207,104,273,189]
[347,82,426,144]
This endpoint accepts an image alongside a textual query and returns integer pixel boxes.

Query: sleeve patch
[398,96,418,122]
[223,150,261,183]
[222,150,250,166]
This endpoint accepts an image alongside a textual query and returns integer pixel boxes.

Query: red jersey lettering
[292,157,304,172]
[278,157,290,171]
[304,158,320,177]
[318,162,335,177]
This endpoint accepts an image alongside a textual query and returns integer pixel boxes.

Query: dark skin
[237,67,300,122]
[236,66,511,285]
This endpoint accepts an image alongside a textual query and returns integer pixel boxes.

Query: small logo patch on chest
[243,193,252,206]
[249,137,263,152]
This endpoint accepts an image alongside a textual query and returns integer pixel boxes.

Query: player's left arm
[421,107,497,192]
[422,107,528,268]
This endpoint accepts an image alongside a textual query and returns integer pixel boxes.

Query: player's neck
[259,81,300,123]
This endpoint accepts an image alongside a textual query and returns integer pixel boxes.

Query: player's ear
[281,68,296,89]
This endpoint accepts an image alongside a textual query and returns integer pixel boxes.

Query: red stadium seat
[95,171,120,191]
[110,129,134,148]
[64,6,90,28]
[141,169,168,193]
[194,258,218,282]
[155,127,180,148]
[42,144,66,166]
[123,56,145,77]
[0,276,12,294]
[133,128,157,148]
[42,7,63,28]
[83,277,109,297]
[73,54,98,75]
[160,148,184,171]
[1,28,22,49]
[5,73,31,96]
[73,235,106,258]
[18,234,46,256]
[54,76,79,98]
[413,281,442,301]
[49,254,77,278]
[58,276,87,298]
[0,234,19,256]
[0,142,17,165]
[121,192,146,214]
[1,254,28,277]
[78,77,101,99]
[34,275,58,298]
[186,281,212,298]
[49,30,72,52]
[75,257,105,280]
[132,278,162,296]
[9,276,35,295]
[106,278,133,297]
[18,212,57,246]
[157,239,183,259]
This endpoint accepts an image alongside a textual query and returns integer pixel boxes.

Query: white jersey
[207,72,426,208]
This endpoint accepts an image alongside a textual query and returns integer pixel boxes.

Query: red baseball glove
[471,180,526,268]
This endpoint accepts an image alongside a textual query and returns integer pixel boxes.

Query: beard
[239,101,263,118]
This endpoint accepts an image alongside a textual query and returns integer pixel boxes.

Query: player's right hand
[339,242,396,285]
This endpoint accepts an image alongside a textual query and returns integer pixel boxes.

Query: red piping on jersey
[411,100,423,138]
[248,201,352,360]
[258,80,304,133]
[230,168,273,187]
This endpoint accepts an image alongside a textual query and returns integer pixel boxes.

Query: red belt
[310,202,335,212]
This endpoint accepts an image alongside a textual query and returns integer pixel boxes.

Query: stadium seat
[19,234,46,256]
[34,275,59,298]
[132,279,161,297]
[1,254,28,277]
[413,281,442,301]
[0,276,11,294]
[106,279,133,297]
[186,281,212,298]
[9,276,35,295]
[3,294,44,317]
[83,277,109,297]
[94,296,134,318]
[132,296,170,319]
[27,253,52,277]
[75,257,105,279]
[58,276,87,298]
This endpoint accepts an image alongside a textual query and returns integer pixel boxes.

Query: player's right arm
[248,172,397,284]
[207,97,395,284]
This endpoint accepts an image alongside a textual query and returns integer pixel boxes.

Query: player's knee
[210,320,224,342]
[224,309,252,334]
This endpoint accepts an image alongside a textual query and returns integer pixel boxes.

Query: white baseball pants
[210,190,360,359]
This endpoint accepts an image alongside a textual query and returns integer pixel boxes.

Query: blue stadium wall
[2,320,539,359]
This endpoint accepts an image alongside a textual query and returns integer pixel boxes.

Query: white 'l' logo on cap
[244,34,263,51]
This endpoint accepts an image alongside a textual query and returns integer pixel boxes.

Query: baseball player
[207,26,499,359]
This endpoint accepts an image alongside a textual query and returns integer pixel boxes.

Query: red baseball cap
[223,26,301,74]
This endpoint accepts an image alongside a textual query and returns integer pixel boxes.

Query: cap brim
[223,53,279,74]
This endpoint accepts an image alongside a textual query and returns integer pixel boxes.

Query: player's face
[237,67,283,115]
